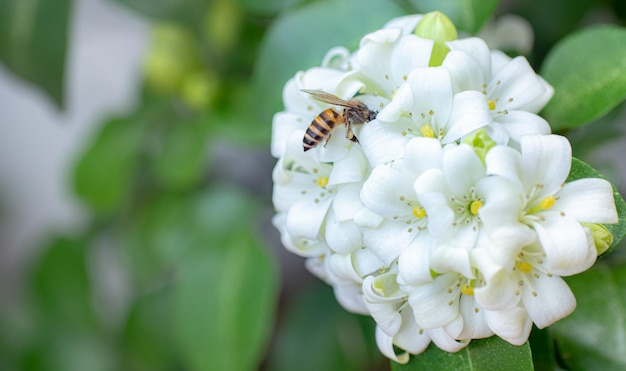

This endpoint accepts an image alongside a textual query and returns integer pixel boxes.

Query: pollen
[470,200,483,215]
[516,262,533,273]
[461,282,474,296]
[487,100,496,110]
[420,124,435,138]
[316,176,329,188]
[412,206,427,219]
[541,196,556,209]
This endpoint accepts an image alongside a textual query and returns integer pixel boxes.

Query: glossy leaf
[541,26,626,131]
[392,336,533,371]
[567,158,626,255]
[553,259,626,370]
[267,284,385,371]
[0,0,73,107]
[252,0,407,139]
[114,0,210,24]
[407,0,499,34]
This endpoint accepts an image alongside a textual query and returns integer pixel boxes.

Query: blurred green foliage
[1,0,626,370]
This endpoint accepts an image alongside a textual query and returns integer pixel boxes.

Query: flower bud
[583,222,614,255]
[462,129,496,163]
[415,11,458,67]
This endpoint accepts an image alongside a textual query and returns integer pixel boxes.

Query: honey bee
[301,89,377,151]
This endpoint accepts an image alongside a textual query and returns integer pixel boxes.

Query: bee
[301,89,377,151]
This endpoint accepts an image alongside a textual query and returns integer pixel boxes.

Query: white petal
[384,14,423,34]
[353,207,384,229]
[532,213,592,275]
[271,112,306,158]
[447,38,492,83]
[472,254,519,310]
[488,56,547,111]
[403,137,444,176]
[359,119,412,166]
[442,144,485,196]
[428,327,469,353]
[522,274,576,328]
[419,193,454,237]
[361,165,416,219]
[457,295,493,339]
[325,213,362,254]
[407,67,453,127]
[444,91,492,143]
[406,273,461,329]
[557,178,618,224]
[286,197,332,240]
[495,111,551,144]
[390,36,433,86]
[443,50,484,92]
[485,145,524,193]
[398,233,434,285]
[377,83,412,122]
[327,253,362,283]
[362,220,417,266]
[376,326,409,364]
[352,246,385,277]
[332,183,363,222]
[484,306,533,345]
[520,134,572,196]
[334,284,369,315]
[523,76,554,113]
[393,308,431,355]
[430,234,475,278]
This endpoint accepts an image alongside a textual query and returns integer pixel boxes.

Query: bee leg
[345,123,359,143]
[324,133,332,148]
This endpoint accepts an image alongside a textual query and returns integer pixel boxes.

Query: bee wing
[301,89,359,108]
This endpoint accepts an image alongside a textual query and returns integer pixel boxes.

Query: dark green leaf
[392,337,533,371]
[114,0,210,25]
[407,0,499,34]
[553,259,626,370]
[73,114,147,214]
[0,0,73,107]
[529,327,557,371]
[252,0,407,142]
[567,158,626,255]
[267,283,386,371]
[172,230,278,371]
[541,26,626,131]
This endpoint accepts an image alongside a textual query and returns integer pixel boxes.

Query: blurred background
[0,0,625,370]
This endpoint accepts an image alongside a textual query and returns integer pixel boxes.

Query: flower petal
[443,49,484,93]
[457,295,493,340]
[494,110,551,145]
[444,91,492,143]
[447,37,491,84]
[376,326,409,364]
[398,233,434,285]
[325,212,362,254]
[359,118,412,166]
[334,284,369,315]
[522,274,576,328]
[442,144,485,196]
[403,137,444,176]
[428,327,469,353]
[393,308,431,355]
[488,56,547,111]
[520,134,571,197]
[405,273,461,329]
[286,197,332,240]
[361,164,416,219]
[362,220,418,266]
[352,246,385,277]
[556,178,618,224]
[484,306,532,345]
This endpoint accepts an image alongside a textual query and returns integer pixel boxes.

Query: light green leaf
[407,0,499,34]
[567,158,626,255]
[541,26,626,131]
[73,115,147,214]
[266,284,385,371]
[392,337,533,371]
[0,0,73,107]
[252,0,407,139]
[173,227,278,371]
[553,259,626,370]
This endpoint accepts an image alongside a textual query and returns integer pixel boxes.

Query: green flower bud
[582,222,614,255]
[462,129,496,163]
[415,12,458,67]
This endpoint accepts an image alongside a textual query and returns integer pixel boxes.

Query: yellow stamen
[541,196,556,209]
[420,124,435,138]
[517,262,532,273]
[470,200,483,215]
[412,206,427,219]
[487,100,496,110]
[461,282,474,296]
[316,176,329,188]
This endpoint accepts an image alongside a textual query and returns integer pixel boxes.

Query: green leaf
[252,0,407,141]
[30,237,97,330]
[114,0,210,25]
[528,327,557,371]
[567,158,626,255]
[172,222,278,370]
[236,0,304,16]
[267,283,386,371]
[151,119,211,191]
[392,336,533,371]
[540,26,626,131]
[0,0,73,107]
[73,114,147,214]
[553,259,626,370]
[407,0,499,34]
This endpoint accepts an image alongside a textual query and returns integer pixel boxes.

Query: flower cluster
[271,13,618,363]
